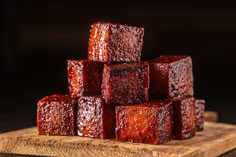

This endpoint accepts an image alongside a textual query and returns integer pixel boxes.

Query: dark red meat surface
[195,99,205,131]
[149,56,193,99]
[102,62,149,104]
[67,60,103,98]
[88,22,144,63]
[115,100,173,144]
[172,97,196,140]
[77,96,115,139]
[37,94,77,136]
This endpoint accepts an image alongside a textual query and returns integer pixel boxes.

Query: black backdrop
[1,0,236,132]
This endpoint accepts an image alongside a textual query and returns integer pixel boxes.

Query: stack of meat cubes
[37,22,205,144]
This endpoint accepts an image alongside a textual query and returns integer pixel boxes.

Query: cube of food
[37,94,77,136]
[172,97,196,140]
[67,60,103,98]
[102,62,149,104]
[195,99,205,131]
[149,55,193,99]
[77,96,115,139]
[88,22,144,63]
[116,100,173,144]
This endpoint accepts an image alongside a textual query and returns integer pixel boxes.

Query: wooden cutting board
[0,122,236,157]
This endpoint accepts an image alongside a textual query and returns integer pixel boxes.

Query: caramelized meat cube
[67,60,103,98]
[88,22,144,63]
[172,97,196,140]
[77,96,115,139]
[195,99,205,131]
[37,94,77,136]
[116,100,173,144]
[102,62,149,104]
[149,56,193,99]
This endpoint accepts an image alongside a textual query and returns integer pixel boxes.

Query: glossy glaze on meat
[116,100,173,144]
[37,94,77,136]
[67,60,103,98]
[149,56,193,99]
[102,62,149,104]
[195,99,205,131]
[88,22,144,63]
[172,97,196,140]
[77,96,115,139]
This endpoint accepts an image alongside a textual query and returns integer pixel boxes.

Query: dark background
[1,0,236,132]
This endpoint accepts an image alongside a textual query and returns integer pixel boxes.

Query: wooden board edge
[0,136,148,157]
[1,122,236,157]
[195,133,236,157]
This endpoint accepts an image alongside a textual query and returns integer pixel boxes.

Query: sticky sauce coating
[116,100,173,144]
[67,60,103,98]
[195,99,205,131]
[37,94,77,136]
[149,56,193,99]
[77,96,115,139]
[172,97,196,140]
[88,22,144,63]
[102,62,149,104]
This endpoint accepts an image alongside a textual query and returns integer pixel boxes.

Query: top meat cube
[88,22,144,63]
[149,56,194,99]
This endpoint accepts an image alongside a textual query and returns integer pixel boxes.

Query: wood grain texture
[0,122,236,157]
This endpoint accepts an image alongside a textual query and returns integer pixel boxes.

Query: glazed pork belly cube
[102,62,149,104]
[149,55,193,99]
[37,94,77,136]
[172,97,196,140]
[195,99,205,131]
[116,100,173,144]
[67,60,103,98]
[77,96,115,139]
[88,22,144,63]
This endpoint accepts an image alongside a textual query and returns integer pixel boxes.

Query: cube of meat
[195,99,205,131]
[149,56,193,99]
[102,62,149,104]
[77,96,115,139]
[67,60,103,98]
[116,100,173,144]
[172,97,196,140]
[88,22,144,63]
[37,94,77,136]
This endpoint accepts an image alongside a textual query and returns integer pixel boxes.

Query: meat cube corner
[172,97,196,140]
[88,22,144,63]
[67,60,103,98]
[102,62,149,104]
[37,94,77,136]
[77,96,115,139]
[115,100,173,144]
[149,55,193,99]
